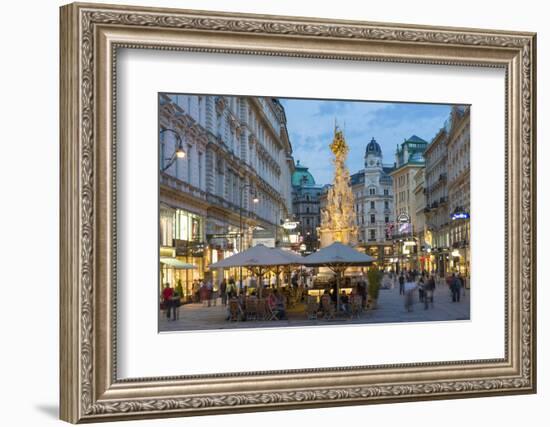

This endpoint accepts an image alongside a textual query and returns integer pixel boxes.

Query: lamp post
[160,128,186,172]
[239,183,259,290]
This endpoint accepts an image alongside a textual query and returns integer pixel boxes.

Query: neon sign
[451,212,470,220]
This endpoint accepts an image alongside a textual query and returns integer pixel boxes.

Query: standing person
[357,278,367,309]
[220,278,228,306]
[193,280,200,303]
[291,273,298,288]
[458,273,466,297]
[425,275,436,309]
[199,280,207,306]
[450,273,461,302]
[404,274,417,312]
[398,272,405,295]
[417,275,425,303]
[206,279,213,307]
[162,283,174,319]
[227,277,236,298]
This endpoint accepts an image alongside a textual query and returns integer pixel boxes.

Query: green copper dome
[292,160,316,187]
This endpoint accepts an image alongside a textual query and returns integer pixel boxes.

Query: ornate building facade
[447,106,471,277]
[159,94,294,299]
[424,106,470,277]
[424,125,450,274]
[350,138,395,266]
[291,161,323,253]
[390,135,429,270]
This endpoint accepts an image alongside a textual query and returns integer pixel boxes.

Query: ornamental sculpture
[319,126,358,247]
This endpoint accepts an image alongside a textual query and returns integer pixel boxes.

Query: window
[385,216,389,223]
[384,189,389,196]
[370,214,375,224]
[369,188,375,195]
[369,229,376,240]
[384,201,389,209]
[306,218,310,225]
[306,207,310,213]
[370,201,375,209]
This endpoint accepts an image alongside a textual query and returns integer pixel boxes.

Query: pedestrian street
[159,282,470,332]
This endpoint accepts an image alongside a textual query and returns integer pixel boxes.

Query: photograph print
[158,93,471,332]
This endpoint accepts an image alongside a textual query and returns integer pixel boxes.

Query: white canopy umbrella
[209,244,297,297]
[209,244,294,268]
[160,257,197,269]
[270,247,304,265]
[302,242,375,267]
[302,242,375,311]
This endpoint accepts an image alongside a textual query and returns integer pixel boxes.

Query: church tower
[365,137,382,168]
[365,137,383,186]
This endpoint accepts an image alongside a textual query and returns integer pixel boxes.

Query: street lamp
[160,128,186,172]
[239,183,259,290]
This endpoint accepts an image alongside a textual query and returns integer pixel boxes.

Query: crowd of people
[395,269,467,312]
[161,269,468,321]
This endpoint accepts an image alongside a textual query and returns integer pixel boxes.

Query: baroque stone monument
[319,126,358,247]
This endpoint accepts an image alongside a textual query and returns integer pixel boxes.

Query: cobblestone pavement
[159,283,470,332]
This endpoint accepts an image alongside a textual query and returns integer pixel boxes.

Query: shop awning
[160,257,197,269]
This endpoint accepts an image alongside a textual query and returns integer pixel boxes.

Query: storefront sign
[396,213,410,223]
[282,221,299,230]
[175,239,204,257]
[252,237,276,248]
[451,212,470,220]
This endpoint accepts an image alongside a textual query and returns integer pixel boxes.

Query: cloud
[280,98,453,185]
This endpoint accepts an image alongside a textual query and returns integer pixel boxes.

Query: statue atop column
[319,125,358,247]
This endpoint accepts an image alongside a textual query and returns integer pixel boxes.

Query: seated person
[319,289,331,312]
[267,291,278,314]
[274,290,287,320]
[340,290,350,314]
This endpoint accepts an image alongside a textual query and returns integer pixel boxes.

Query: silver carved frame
[59,2,537,423]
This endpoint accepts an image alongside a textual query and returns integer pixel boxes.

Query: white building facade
[350,138,395,267]
[159,94,294,299]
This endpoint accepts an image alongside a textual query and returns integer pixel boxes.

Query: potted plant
[367,268,382,309]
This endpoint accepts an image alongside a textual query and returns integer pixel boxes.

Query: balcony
[160,173,207,202]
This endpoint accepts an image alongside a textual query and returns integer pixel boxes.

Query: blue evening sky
[279,98,453,185]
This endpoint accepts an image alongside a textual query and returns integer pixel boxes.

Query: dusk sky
[279,98,453,185]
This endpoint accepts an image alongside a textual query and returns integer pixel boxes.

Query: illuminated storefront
[159,205,206,302]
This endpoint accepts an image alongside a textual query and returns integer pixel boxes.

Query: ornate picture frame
[60,2,536,423]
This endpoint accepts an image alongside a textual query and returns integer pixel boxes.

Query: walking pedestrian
[206,279,213,307]
[404,274,417,312]
[418,275,425,303]
[398,273,405,295]
[424,275,435,309]
[162,283,174,319]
